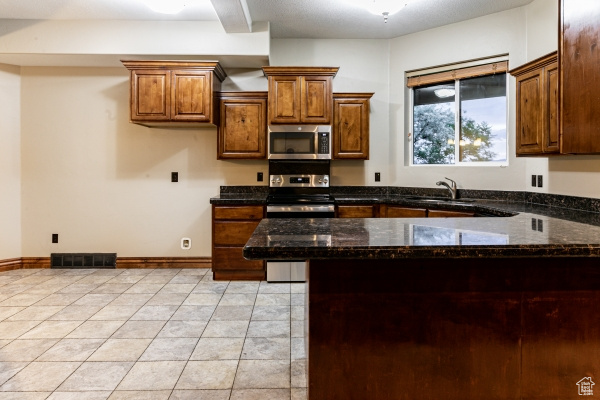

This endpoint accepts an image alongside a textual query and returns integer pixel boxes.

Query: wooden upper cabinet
[262,67,339,125]
[129,69,171,121]
[333,93,373,159]
[122,60,226,126]
[510,52,559,156]
[171,70,212,122]
[269,75,301,123]
[560,0,600,154]
[218,92,268,160]
[302,76,332,123]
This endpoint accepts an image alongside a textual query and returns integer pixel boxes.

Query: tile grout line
[170,272,228,398]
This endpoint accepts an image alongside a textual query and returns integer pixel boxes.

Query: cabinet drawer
[213,247,264,270]
[214,206,264,220]
[214,221,260,246]
[427,209,475,218]
[386,206,427,218]
[337,205,378,218]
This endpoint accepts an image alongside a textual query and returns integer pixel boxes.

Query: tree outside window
[412,73,507,165]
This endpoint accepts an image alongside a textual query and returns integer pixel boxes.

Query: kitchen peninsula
[243,211,600,400]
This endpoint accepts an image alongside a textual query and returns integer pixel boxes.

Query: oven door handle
[267,205,335,213]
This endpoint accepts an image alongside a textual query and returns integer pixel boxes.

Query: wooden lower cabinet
[212,205,265,280]
[336,204,475,218]
[211,203,474,280]
[427,209,475,218]
[336,205,379,218]
[384,205,427,218]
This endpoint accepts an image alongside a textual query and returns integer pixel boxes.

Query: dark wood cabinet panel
[171,70,212,122]
[545,64,560,152]
[130,69,170,121]
[428,209,476,218]
[517,71,543,152]
[213,205,264,220]
[385,205,427,218]
[333,93,372,160]
[308,258,522,400]
[301,76,332,123]
[212,247,264,270]
[218,92,267,159]
[560,0,600,154]
[262,67,338,125]
[213,221,260,246]
[521,292,600,399]
[268,75,301,123]
[510,52,559,156]
[336,205,378,218]
[211,205,265,280]
[122,60,226,126]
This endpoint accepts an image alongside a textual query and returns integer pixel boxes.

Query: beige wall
[269,39,390,186]
[0,64,21,259]
[20,67,266,257]
[390,7,529,192]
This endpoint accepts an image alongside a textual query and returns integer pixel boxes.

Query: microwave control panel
[318,132,330,154]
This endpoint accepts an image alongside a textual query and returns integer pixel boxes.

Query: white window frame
[407,56,510,167]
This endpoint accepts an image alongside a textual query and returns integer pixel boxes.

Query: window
[408,59,508,165]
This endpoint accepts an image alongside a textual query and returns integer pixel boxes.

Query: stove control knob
[272,177,282,184]
[320,177,328,185]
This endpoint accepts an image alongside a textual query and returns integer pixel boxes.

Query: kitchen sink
[403,196,476,203]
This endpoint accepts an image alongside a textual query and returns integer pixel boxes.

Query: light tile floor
[0,268,307,400]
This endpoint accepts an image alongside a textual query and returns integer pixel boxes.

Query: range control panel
[269,174,330,188]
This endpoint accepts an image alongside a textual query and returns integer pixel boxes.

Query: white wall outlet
[181,237,191,250]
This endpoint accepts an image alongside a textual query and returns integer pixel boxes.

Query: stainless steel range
[266,160,334,282]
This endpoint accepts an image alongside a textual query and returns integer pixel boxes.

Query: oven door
[266,204,335,218]
[265,204,334,282]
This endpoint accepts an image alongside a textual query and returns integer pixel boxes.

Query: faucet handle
[444,177,456,188]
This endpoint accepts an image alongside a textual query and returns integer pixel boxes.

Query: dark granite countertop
[212,185,600,259]
[243,213,600,260]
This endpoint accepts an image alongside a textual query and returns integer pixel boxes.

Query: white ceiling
[0,0,535,39]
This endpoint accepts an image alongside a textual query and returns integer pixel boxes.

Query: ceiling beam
[210,0,253,33]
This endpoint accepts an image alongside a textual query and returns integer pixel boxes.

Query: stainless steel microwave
[268,125,331,160]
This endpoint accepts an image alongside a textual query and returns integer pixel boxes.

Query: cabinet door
[213,247,265,271]
[130,70,170,121]
[212,205,265,281]
[561,0,600,154]
[544,62,559,153]
[214,205,264,220]
[333,95,371,159]
[385,206,427,218]
[515,69,543,155]
[171,70,211,122]
[218,96,267,159]
[301,76,332,124]
[268,76,301,124]
[337,205,378,218]
[427,209,475,218]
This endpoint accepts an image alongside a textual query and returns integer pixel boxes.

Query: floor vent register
[51,253,117,269]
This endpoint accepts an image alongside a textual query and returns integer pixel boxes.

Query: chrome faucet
[436,177,457,200]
